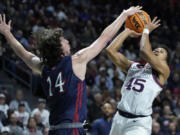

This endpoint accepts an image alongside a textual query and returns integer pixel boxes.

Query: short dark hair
[32,28,64,67]
[102,101,114,109]
[157,44,171,65]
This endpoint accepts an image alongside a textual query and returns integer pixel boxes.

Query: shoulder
[10,100,17,104]
[25,112,29,116]
[93,118,104,125]
[72,49,88,64]
[32,108,39,113]
[45,109,50,113]
[14,111,19,114]
[22,101,29,105]
[43,109,50,114]
[5,104,9,109]
[17,126,23,131]
[36,130,43,134]
[127,62,139,71]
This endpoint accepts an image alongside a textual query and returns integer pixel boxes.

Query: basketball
[125,10,151,33]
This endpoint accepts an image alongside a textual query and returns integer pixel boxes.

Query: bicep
[106,50,132,73]
[73,38,108,64]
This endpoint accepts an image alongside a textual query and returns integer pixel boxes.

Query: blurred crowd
[0,0,179,135]
[0,89,49,135]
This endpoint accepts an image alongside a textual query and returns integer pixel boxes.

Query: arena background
[0,0,179,134]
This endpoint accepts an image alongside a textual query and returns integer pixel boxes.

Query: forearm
[106,29,132,73]
[3,31,42,73]
[140,32,154,63]
[140,33,152,52]
[100,11,127,41]
[4,31,29,58]
[107,29,130,52]
[75,12,128,63]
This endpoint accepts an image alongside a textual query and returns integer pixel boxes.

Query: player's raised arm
[140,17,170,84]
[72,6,142,64]
[0,14,42,74]
[106,28,140,73]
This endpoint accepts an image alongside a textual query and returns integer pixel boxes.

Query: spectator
[113,88,122,102]
[159,105,175,132]
[165,122,180,135]
[88,93,103,123]
[151,121,164,135]
[169,70,180,90]
[174,98,180,117]
[23,117,42,135]
[95,67,114,91]
[7,113,23,135]
[31,99,49,127]
[43,127,49,135]
[152,108,161,122]
[9,89,31,113]
[1,126,11,135]
[14,103,29,126]
[0,93,9,117]
[90,102,115,135]
[171,45,180,68]
[33,112,45,131]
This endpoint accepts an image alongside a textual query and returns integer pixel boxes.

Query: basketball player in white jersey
[106,17,170,135]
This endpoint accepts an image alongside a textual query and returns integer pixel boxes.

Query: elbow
[139,44,148,56]
[140,48,146,54]
[140,49,146,58]
[100,33,112,43]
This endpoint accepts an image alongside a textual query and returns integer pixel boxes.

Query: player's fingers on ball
[136,5,142,10]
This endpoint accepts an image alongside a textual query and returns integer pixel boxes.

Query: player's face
[153,48,167,61]
[60,37,71,56]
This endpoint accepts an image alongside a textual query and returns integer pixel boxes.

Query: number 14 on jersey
[47,72,65,96]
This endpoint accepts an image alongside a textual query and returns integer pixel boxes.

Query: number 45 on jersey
[126,78,146,92]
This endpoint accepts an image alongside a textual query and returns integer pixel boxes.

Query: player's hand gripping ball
[125,10,151,33]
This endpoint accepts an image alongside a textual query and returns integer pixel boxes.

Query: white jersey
[117,62,163,116]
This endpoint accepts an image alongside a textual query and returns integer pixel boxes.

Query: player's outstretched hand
[125,28,141,38]
[0,14,11,35]
[145,17,161,33]
[123,6,142,17]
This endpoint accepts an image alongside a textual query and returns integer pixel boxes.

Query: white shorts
[109,112,152,135]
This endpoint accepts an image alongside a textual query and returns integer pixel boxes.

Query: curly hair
[32,28,64,67]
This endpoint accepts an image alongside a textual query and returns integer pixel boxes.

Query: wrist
[3,30,11,36]
[121,10,128,19]
[125,28,132,34]
[143,28,150,35]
